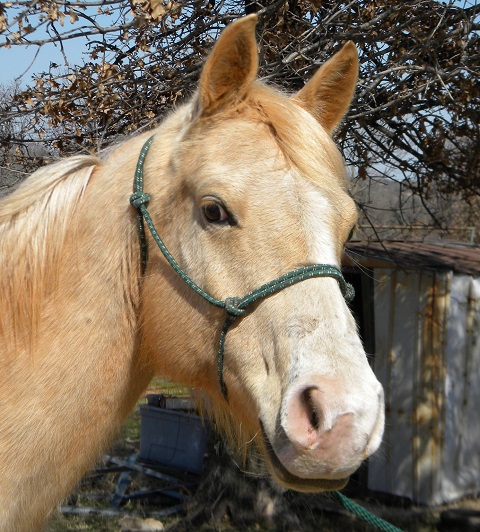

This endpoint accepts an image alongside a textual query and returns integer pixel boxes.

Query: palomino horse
[0,15,384,531]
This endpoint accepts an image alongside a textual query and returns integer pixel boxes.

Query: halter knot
[224,297,248,317]
[130,191,150,209]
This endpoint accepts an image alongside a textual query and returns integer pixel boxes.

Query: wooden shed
[343,241,480,505]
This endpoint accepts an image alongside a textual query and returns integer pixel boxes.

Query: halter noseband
[130,136,354,400]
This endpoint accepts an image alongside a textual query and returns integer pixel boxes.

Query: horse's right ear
[196,15,258,116]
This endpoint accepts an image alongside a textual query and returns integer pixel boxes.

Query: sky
[0,6,113,86]
[1,40,86,85]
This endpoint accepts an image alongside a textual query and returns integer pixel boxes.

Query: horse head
[138,15,384,492]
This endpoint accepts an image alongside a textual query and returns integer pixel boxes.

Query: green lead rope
[335,492,404,532]
[130,135,402,532]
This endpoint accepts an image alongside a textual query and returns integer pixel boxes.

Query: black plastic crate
[139,405,208,475]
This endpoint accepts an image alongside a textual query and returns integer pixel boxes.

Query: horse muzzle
[259,375,385,491]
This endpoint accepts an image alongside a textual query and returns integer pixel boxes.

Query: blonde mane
[0,155,101,348]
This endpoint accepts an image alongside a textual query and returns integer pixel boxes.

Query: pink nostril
[282,383,356,451]
[301,387,321,430]
[283,385,328,449]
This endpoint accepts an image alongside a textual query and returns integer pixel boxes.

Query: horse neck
[0,134,160,531]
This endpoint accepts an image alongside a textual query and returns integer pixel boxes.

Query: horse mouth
[259,421,349,493]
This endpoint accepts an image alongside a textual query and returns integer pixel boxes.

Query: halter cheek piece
[130,136,354,400]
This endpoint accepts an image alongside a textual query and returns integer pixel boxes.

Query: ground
[46,382,480,532]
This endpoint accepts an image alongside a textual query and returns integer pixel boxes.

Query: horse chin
[259,422,349,493]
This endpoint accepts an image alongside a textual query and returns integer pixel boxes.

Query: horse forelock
[186,82,348,196]
[0,156,100,349]
[250,83,347,188]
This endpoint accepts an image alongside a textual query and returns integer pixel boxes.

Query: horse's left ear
[197,15,258,116]
[292,41,358,133]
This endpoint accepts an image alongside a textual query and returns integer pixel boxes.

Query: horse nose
[282,385,353,449]
[279,377,384,477]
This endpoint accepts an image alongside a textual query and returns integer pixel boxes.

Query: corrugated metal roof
[345,240,480,276]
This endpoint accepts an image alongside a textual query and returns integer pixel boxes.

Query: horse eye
[202,202,229,223]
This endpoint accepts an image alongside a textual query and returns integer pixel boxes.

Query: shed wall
[368,269,480,505]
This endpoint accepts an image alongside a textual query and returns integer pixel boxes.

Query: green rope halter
[129,136,402,532]
[130,135,354,399]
